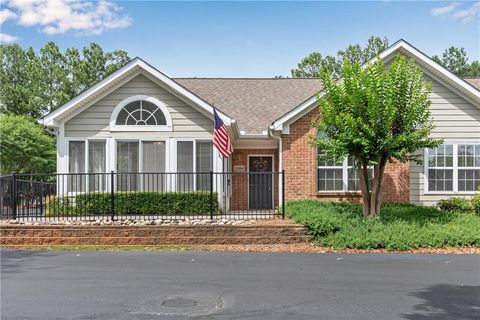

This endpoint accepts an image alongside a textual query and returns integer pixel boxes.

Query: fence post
[110,171,115,221]
[11,173,17,220]
[282,170,285,220]
[210,170,214,220]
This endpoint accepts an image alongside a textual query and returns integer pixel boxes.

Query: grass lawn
[285,201,480,250]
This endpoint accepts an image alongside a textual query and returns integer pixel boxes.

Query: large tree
[313,55,442,217]
[0,42,130,119]
[0,114,56,174]
[291,36,389,78]
[432,46,480,77]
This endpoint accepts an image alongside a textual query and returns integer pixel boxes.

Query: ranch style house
[41,39,480,211]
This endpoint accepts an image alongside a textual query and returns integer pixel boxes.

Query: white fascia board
[271,94,319,132]
[42,57,233,128]
[271,39,480,134]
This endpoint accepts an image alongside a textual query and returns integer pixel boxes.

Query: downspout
[269,125,283,207]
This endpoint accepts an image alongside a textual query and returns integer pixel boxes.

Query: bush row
[437,194,480,215]
[47,191,218,216]
[285,200,480,250]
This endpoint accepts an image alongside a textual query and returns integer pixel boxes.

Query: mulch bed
[192,244,480,254]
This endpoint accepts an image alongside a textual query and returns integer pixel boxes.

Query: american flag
[213,108,233,158]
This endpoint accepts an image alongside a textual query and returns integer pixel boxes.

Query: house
[42,40,480,211]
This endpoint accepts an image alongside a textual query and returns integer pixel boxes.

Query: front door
[249,156,273,210]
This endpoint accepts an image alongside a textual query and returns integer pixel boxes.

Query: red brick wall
[281,109,410,203]
[231,149,279,210]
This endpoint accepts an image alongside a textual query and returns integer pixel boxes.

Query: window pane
[88,140,106,192]
[177,141,194,191]
[429,145,453,168]
[68,141,86,192]
[142,141,166,192]
[196,141,213,191]
[317,149,342,167]
[318,168,343,191]
[458,169,480,191]
[459,144,480,168]
[428,169,453,191]
[117,141,139,191]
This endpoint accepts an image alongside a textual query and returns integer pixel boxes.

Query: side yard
[285,200,480,250]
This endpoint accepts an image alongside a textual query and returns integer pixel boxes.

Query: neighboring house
[42,40,480,210]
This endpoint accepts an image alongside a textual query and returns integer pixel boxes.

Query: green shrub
[437,197,474,214]
[47,191,218,216]
[472,192,480,216]
[286,200,480,250]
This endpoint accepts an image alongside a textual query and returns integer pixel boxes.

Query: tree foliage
[0,114,56,174]
[432,46,480,77]
[292,37,480,78]
[291,36,389,78]
[313,55,442,217]
[0,42,130,118]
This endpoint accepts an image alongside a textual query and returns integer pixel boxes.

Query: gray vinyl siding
[410,75,480,206]
[64,74,212,138]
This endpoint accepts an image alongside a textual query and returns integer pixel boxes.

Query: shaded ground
[1,249,479,320]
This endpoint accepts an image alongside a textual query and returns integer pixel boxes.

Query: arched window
[116,100,166,125]
[110,95,172,131]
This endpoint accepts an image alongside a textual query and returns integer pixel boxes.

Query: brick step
[1,225,309,245]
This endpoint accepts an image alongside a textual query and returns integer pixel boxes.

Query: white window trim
[424,144,480,195]
[109,95,173,132]
[316,158,362,193]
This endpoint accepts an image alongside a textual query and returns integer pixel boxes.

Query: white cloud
[453,2,480,23]
[0,8,17,24]
[430,1,480,24]
[0,32,19,43]
[3,0,132,35]
[430,2,459,16]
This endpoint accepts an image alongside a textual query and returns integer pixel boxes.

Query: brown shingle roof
[174,78,322,134]
[464,77,480,90]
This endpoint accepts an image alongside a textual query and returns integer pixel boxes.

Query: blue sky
[1,1,479,77]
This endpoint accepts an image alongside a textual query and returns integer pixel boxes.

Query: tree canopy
[0,114,56,174]
[291,36,390,78]
[313,55,442,217]
[432,46,480,77]
[291,36,480,78]
[0,42,130,119]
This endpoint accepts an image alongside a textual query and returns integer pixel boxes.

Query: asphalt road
[1,249,479,320]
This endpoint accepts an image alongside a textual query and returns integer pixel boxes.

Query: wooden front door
[248,156,273,210]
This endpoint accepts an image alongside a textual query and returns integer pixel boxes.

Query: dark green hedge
[47,191,218,216]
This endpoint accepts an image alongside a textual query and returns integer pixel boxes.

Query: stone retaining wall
[1,224,309,246]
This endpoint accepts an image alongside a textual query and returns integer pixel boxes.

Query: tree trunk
[368,156,388,217]
[357,160,371,218]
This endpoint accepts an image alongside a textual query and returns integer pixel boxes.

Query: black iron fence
[0,171,285,221]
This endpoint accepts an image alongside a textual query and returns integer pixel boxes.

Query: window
[317,150,370,192]
[117,141,139,191]
[427,145,453,191]
[142,141,166,191]
[88,140,106,192]
[110,96,172,131]
[426,144,480,193]
[68,141,86,192]
[177,140,213,191]
[116,100,166,126]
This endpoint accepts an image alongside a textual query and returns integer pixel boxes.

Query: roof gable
[42,58,232,128]
[271,39,480,134]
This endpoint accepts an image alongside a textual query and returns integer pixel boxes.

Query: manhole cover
[162,297,198,308]
[132,292,225,316]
